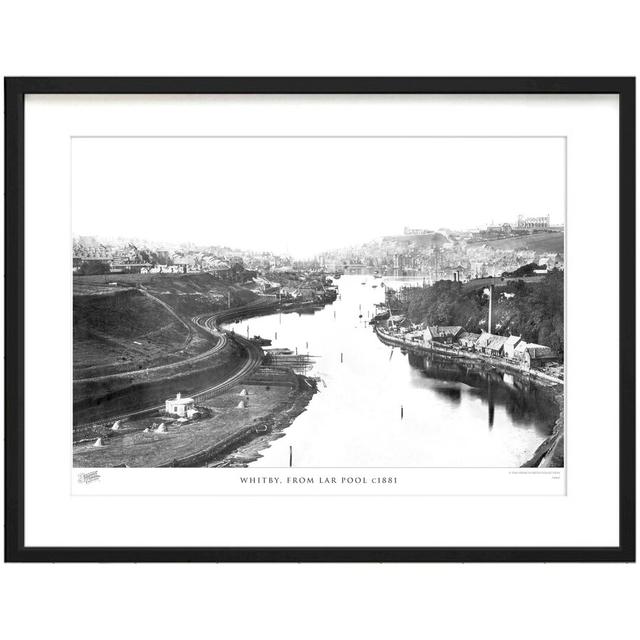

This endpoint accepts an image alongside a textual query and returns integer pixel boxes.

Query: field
[470,231,564,253]
[73,383,296,467]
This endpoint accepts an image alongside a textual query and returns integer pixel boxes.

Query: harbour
[223,275,560,468]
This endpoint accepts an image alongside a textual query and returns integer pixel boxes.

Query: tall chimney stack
[488,284,494,334]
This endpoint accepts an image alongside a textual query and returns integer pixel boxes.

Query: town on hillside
[73,214,563,283]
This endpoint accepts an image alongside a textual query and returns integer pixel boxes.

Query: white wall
[1,2,638,640]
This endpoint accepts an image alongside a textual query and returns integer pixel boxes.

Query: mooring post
[289,445,293,467]
[401,405,404,419]
[340,352,343,363]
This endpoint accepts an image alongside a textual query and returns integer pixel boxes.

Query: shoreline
[520,385,564,467]
[165,374,318,467]
[207,376,317,467]
[374,324,565,468]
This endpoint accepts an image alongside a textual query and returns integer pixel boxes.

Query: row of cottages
[514,341,557,368]
[458,330,481,348]
[475,332,556,368]
[389,315,414,333]
[423,327,557,369]
[475,333,508,357]
[423,326,464,344]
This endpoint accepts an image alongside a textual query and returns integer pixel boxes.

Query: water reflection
[408,352,556,437]
[488,378,494,430]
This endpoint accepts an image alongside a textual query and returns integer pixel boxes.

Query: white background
[1,2,638,640]
[28,95,608,535]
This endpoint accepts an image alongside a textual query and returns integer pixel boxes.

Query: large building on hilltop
[517,214,550,229]
[403,226,433,235]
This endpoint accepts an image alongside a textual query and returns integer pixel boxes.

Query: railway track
[73,298,279,435]
[73,298,276,383]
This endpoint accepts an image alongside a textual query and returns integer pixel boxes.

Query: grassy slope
[469,231,564,253]
[74,289,198,375]
[73,273,259,378]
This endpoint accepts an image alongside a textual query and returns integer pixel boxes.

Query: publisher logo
[77,470,101,484]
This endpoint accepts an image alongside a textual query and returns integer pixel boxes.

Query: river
[224,275,558,468]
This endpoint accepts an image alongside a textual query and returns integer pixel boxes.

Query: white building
[165,392,195,417]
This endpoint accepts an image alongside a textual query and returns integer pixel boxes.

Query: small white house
[165,392,195,417]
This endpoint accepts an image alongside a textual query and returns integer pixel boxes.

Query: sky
[72,136,565,258]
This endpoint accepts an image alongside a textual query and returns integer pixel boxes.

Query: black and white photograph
[5,76,633,564]
[71,136,565,471]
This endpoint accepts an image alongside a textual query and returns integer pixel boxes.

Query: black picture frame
[4,77,636,563]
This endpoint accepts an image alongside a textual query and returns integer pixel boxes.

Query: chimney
[488,284,494,334]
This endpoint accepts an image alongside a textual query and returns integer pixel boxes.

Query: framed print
[4,77,635,562]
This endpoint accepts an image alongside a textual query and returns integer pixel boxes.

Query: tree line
[396,269,564,355]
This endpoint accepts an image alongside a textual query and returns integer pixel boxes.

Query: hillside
[73,272,260,378]
[468,231,564,253]
[398,270,564,355]
[74,288,208,378]
[381,232,449,249]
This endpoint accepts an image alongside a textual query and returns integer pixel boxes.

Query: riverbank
[375,325,564,385]
[521,386,564,467]
[374,324,565,468]
[210,376,318,467]
[73,374,317,467]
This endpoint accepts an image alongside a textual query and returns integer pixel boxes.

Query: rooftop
[427,326,464,338]
[166,392,194,405]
